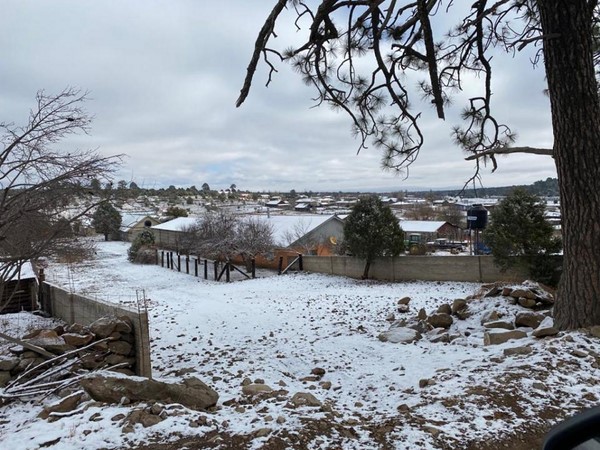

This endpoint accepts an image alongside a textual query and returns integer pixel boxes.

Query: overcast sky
[0,1,558,193]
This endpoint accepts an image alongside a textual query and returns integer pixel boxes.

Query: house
[263,214,345,255]
[265,199,290,209]
[0,261,38,314]
[399,220,463,242]
[120,213,160,242]
[150,217,199,250]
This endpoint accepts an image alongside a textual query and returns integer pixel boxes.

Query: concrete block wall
[303,255,528,283]
[41,282,152,378]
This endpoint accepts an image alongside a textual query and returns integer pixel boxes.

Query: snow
[0,240,598,449]
[151,217,198,232]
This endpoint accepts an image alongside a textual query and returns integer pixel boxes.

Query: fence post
[298,254,303,271]
[226,262,230,282]
[161,251,164,268]
[177,254,181,272]
[251,258,256,279]
[204,259,208,280]
[278,256,284,275]
[214,261,218,280]
[166,252,171,269]
[186,256,190,274]
[194,258,198,277]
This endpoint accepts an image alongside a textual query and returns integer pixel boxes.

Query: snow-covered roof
[1,261,36,281]
[400,220,450,233]
[151,217,199,232]
[259,214,337,246]
[119,212,157,232]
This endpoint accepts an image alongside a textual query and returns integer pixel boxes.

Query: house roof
[258,214,338,246]
[1,261,36,281]
[151,217,199,232]
[399,220,451,233]
[119,212,158,232]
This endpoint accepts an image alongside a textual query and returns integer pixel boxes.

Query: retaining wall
[41,282,152,378]
[302,255,529,283]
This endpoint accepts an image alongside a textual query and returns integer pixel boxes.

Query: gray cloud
[0,1,557,193]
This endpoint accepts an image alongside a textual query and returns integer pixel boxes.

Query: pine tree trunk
[537,1,600,328]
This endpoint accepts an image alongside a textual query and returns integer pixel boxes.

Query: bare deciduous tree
[0,88,120,311]
[237,1,600,329]
[182,212,274,268]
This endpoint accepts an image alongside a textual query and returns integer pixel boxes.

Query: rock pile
[377,281,577,347]
[0,315,137,388]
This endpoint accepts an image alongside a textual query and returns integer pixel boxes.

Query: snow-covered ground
[1,240,598,449]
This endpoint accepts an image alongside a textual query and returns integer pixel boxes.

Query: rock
[511,288,537,300]
[114,316,134,334]
[66,323,85,334]
[80,375,218,411]
[242,384,273,396]
[89,317,118,339]
[408,320,433,334]
[39,391,86,419]
[589,326,600,338]
[501,287,513,296]
[572,349,588,358]
[254,428,272,438]
[398,296,411,305]
[397,304,410,313]
[24,330,73,354]
[16,357,45,372]
[397,404,410,412]
[105,354,135,367]
[385,313,395,322]
[451,299,467,314]
[483,320,514,330]
[484,330,528,346]
[437,304,452,315]
[108,341,133,356]
[62,333,95,348]
[241,377,252,386]
[455,308,472,320]
[125,409,163,428]
[427,313,453,329]
[0,357,19,372]
[423,425,443,438]
[429,333,450,344]
[480,311,500,325]
[319,381,332,390]
[515,312,546,329]
[417,308,427,321]
[311,367,326,377]
[289,392,321,408]
[0,371,12,387]
[378,327,420,344]
[532,317,559,338]
[419,378,435,388]
[503,346,533,357]
[518,298,537,308]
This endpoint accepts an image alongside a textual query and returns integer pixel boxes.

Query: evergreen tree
[344,196,405,279]
[483,188,562,285]
[92,202,122,241]
[128,230,156,263]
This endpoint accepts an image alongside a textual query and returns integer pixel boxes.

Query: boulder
[417,308,427,321]
[39,391,87,419]
[89,317,118,339]
[62,333,95,348]
[24,330,73,354]
[427,313,453,329]
[532,317,559,338]
[484,330,528,346]
[511,288,537,300]
[242,384,273,396]
[398,297,411,305]
[503,346,533,357]
[0,371,11,387]
[515,312,546,329]
[397,304,410,313]
[437,304,452,315]
[451,299,467,314]
[289,392,321,408]
[518,298,537,309]
[108,341,133,356]
[80,374,218,411]
[378,327,420,344]
[483,320,514,330]
[0,357,19,372]
[480,310,500,325]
